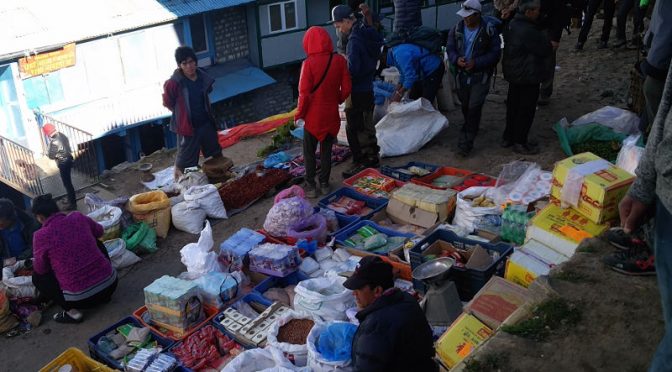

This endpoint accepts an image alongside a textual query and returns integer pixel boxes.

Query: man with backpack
[447,0,502,157]
[331,5,383,177]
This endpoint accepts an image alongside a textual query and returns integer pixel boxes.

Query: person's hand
[619,195,652,234]
[391,90,403,102]
[465,60,475,70]
[551,41,560,49]
[359,3,370,16]
[501,9,511,19]
[457,57,467,68]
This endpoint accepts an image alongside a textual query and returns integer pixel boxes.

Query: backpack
[386,25,443,54]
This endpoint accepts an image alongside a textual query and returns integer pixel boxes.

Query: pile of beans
[277,319,315,345]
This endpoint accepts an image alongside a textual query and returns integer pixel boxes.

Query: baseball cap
[330,5,354,23]
[42,123,56,137]
[457,0,482,18]
[343,256,394,290]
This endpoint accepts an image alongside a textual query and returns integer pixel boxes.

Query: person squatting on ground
[163,46,223,181]
[30,194,117,324]
[575,0,616,50]
[331,5,384,178]
[344,255,438,372]
[295,26,352,198]
[502,0,553,155]
[43,123,77,210]
[447,0,501,158]
[618,61,672,371]
[0,198,40,264]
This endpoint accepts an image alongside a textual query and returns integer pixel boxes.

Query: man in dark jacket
[162,46,223,180]
[502,0,553,155]
[0,198,40,263]
[344,256,437,372]
[537,0,570,105]
[447,0,502,157]
[43,123,77,210]
[332,5,383,177]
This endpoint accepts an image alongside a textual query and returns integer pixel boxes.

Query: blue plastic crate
[334,220,415,256]
[87,316,174,370]
[212,292,273,348]
[380,162,439,182]
[410,229,514,300]
[254,271,309,301]
[318,187,388,219]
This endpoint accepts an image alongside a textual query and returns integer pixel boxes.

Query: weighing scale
[412,257,463,326]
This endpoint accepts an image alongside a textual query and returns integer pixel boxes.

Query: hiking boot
[612,38,626,48]
[304,183,319,198]
[626,37,641,50]
[362,157,380,168]
[574,42,584,51]
[602,248,656,276]
[513,143,540,155]
[320,182,331,195]
[597,40,608,49]
[603,227,648,251]
[342,164,366,179]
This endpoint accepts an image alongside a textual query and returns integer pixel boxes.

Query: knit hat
[42,123,57,137]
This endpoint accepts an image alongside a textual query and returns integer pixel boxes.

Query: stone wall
[212,7,249,63]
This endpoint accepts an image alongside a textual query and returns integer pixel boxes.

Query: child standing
[296,26,352,198]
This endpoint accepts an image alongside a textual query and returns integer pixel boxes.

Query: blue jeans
[650,200,672,371]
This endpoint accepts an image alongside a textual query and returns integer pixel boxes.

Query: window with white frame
[268,1,297,33]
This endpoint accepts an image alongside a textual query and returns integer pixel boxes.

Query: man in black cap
[344,256,437,372]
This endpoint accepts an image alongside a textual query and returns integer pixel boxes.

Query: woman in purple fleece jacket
[31,195,117,323]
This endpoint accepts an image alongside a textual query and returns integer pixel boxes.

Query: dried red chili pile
[170,324,243,371]
[218,169,290,210]
[276,319,315,345]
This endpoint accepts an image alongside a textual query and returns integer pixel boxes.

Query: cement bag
[376,98,449,157]
[267,312,320,367]
[453,187,501,233]
[128,190,171,238]
[616,134,645,175]
[294,277,354,322]
[307,322,356,371]
[88,205,123,241]
[2,261,37,299]
[184,184,228,219]
[172,201,206,234]
[571,106,640,135]
[264,193,313,238]
[223,346,308,372]
[104,238,141,269]
[180,221,221,276]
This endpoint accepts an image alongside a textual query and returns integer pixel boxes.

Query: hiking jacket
[352,288,438,372]
[162,68,216,137]
[502,13,553,85]
[642,0,672,81]
[447,17,502,75]
[0,208,40,261]
[347,20,383,92]
[629,63,672,214]
[47,133,73,165]
[296,27,352,141]
[393,0,423,32]
[387,44,442,90]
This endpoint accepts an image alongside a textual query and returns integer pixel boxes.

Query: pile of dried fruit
[276,319,315,345]
[218,169,290,210]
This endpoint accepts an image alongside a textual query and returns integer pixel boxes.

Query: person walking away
[537,0,571,105]
[0,198,40,264]
[43,124,76,210]
[331,5,383,178]
[447,0,502,157]
[613,0,648,48]
[502,0,553,155]
[344,256,438,372]
[31,194,117,323]
[617,62,672,371]
[163,46,224,181]
[387,41,445,104]
[575,0,616,50]
[295,27,352,198]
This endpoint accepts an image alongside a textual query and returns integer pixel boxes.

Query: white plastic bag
[176,171,208,193]
[293,277,354,322]
[453,187,501,233]
[571,106,640,135]
[87,205,122,229]
[306,322,354,372]
[171,201,207,234]
[267,312,320,367]
[104,238,141,269]
[376,98,449,157]
[223,346,308,372]
[2,261,37,298]
[183,184,228,219]
[180,221,221,276]
[616,134,644,175]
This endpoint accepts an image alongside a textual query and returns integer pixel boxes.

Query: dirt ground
[3,18,661,371]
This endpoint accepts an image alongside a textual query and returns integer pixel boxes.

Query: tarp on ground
[217,110,296,149]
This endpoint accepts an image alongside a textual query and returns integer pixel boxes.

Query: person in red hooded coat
[295,26,352,198]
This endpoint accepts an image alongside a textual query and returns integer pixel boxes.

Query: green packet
[357,225,379,238]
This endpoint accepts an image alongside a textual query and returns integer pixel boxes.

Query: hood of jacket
[350,20,383,60]
[303,26,334,56]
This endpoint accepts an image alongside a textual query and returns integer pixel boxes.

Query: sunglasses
[462,4,479,12]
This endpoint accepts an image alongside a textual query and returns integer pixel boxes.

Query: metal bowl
[412,257,456,281]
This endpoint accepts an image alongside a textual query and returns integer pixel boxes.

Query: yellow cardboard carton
[436,313,493,368]
[505,250,550,288]
[551,152,635,224]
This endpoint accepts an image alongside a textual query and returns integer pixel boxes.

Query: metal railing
[0,136,44,197]
[35,111,100,183]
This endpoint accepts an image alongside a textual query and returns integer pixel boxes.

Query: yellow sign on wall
[18,43,76,78]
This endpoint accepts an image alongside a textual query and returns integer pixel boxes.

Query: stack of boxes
[144,276,204,336]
